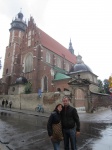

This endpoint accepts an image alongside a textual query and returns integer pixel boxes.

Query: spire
[68,39,74,55]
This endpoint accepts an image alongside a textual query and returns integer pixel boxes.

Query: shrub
[24,82,32,94]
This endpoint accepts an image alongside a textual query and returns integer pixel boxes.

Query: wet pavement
[0,107,112,150]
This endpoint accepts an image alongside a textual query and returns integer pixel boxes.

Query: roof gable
[39,28,76,64]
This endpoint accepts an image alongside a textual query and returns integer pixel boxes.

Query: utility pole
[0,57,2,69]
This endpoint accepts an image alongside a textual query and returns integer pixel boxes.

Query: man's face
[62,97,69,106]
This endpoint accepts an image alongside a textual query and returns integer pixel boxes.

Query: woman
[47,104,63,150]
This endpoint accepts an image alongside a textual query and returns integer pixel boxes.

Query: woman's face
[57,105,63,112]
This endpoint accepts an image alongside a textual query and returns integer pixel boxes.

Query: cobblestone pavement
[0,107,111,150]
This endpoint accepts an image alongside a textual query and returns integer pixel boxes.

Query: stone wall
[0,92,66,112]
[1,91,110,113]
[8,84,25,95]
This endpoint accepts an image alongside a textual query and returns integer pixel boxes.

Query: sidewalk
[0,106,109,120]
[0,107,50,118]
[0,144,8,150]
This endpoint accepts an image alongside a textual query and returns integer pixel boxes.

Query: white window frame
[46,52,51,63]
[23,53,33,73]
[28,30,31,47]
[57,57,61,68]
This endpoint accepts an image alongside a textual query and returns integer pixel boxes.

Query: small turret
[68,39,74,55]
[18,12,23,20]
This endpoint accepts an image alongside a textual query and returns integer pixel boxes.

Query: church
[0,11,98,95]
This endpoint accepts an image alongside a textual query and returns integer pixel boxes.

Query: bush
[24,82,32,94]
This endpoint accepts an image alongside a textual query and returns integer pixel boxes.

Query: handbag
[52,121,63,141]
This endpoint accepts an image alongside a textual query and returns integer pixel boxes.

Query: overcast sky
[0,0,112,81]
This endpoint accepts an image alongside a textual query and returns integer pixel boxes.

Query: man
[61,96,80,150]
[38,88,42,98]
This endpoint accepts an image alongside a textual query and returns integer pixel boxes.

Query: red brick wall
[75,100,85,107]
[53,79,70,92]
[2,16,76,94]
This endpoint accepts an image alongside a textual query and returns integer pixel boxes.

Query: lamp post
[20,93,21,110]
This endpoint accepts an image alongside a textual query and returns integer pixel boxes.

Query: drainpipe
[20,93,21,110]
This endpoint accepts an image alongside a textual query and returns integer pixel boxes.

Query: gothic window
[11,30,15,43]
[28,39,31,47]
[24,53,33,73]
[66,63,69,71]
[57,57,61,68]
[28,30,31,36]
[41,76,48,92]
[57,88,61,92]
[6,68,8,74]
[28,30,31,47]
[12,87,15,92]
[19,31,21,38]
[9,43,11,46]
[8,53,10,57]
[44,76,48,92]
[46,52,50,63]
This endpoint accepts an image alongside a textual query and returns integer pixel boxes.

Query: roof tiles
[39,28,76,64]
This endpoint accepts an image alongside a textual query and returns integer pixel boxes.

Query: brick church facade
[1,12,77,94]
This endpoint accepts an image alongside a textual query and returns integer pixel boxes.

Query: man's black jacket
[61,105,80,132]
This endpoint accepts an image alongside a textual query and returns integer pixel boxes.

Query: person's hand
[50,136,53,139]
[50,136,56,142]
[76,131,80,136]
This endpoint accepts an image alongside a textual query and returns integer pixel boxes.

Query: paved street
[0,107,112,150]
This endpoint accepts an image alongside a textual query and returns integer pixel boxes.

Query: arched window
[11,30,15,43]
[24,53,33,73]
[57,57,61,68]
[6,68,8,74]
[44,76,48,92]
[41,76,48,92]
[28,30,31,46]
[57,88,61,92]
[66,63,69,71]
[19,31,22,38]
[46,52,50,63]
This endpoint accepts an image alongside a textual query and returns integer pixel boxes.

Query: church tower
[9,11,27,45]
[2,11,27,94]
[68,39,74,55]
